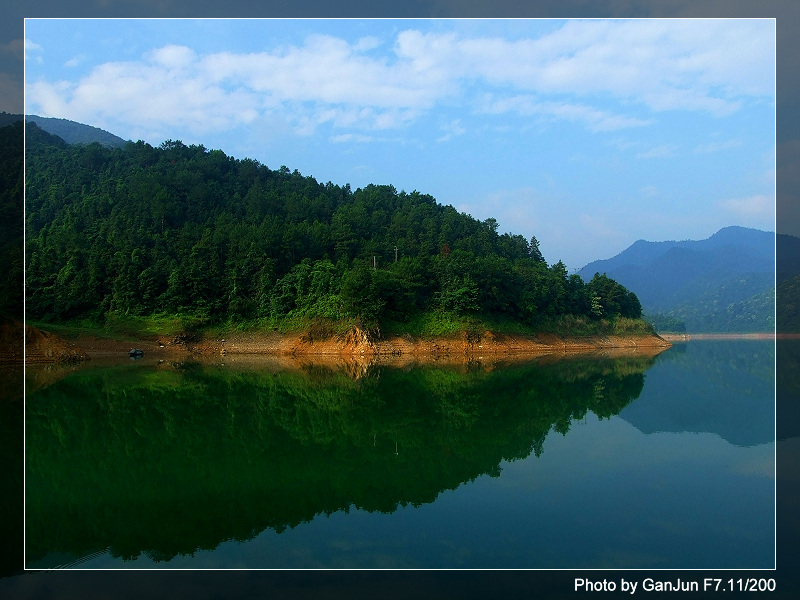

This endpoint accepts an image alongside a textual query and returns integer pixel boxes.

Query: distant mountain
[776,233,800,333]
[25,115,129,148]
[0,112,23,128]
[579,226,775,333]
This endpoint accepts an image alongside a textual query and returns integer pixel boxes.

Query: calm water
[24,340,775,570]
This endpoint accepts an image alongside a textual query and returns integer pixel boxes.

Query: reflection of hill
[25,355,654,566]
[777,339,800,440]
[0,375,22,577]
[618,340,774,446]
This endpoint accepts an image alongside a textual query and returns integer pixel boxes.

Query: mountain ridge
[25,115,129,148]
[579,226,776,333]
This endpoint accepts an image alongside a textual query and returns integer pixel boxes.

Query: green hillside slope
[23,123,645,337]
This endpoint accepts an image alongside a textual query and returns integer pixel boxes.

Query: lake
[24,339,775,570]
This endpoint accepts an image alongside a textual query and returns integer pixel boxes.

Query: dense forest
[646,282,775,334]
[23,122,642,334]
[0,120,23,319]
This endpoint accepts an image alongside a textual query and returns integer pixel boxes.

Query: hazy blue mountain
[579,226,775,332]
[25,115,129,148]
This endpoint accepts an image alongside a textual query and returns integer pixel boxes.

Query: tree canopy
[23,123,642,329]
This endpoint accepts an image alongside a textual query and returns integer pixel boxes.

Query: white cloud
[63,55,85,68]
[24,20,774,140]
[606,138,641,151]
[636,144,679,159]
[331,133,375,143]
[26,79,71,116]
[481,94,651,132]
[718,194,775,219]
[695,138,743,153]
[353,36,382,52]
[24,38,43,63]
[395,20,772,114]
[437,119,466,142]
[148,45,196,70]
[24,38,42,53]
[201,35,440,110]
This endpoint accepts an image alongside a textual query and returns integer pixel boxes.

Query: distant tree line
[23,123,641,328]
[647,283,775,334]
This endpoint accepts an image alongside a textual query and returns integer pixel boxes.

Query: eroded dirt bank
[170,327,671,360]
[1,319,671,365]
[11,324,672,397]
[0,318,88,364]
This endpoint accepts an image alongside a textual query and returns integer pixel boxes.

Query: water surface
[25,341,774,569]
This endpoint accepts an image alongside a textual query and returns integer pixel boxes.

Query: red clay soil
[188,326,671,360]
[0,317,88,363]
[0,317,671,365]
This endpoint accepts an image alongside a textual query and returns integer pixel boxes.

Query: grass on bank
[27,313,203,342]
[380,312,656,339]
[29,309,657,344]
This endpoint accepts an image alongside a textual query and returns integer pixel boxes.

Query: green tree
[340,261,384,322]
[587,273,642,319]
[529,235,545,263]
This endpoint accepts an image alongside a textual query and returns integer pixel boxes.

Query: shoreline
[10,318,793,366]
[192,329,673,360]
[4,318,673,365]
[9,328,674,400]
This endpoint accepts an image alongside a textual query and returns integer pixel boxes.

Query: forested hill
[24,122,642,331]
[579,226,775,333]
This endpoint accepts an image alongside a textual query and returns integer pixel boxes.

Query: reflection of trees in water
[778,339,800,395]
[0,375,23,577]
[25,355,653,565]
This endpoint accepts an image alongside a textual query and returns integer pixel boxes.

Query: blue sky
[23,18,775,270]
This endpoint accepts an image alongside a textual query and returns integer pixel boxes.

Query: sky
[22,18,776,270]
